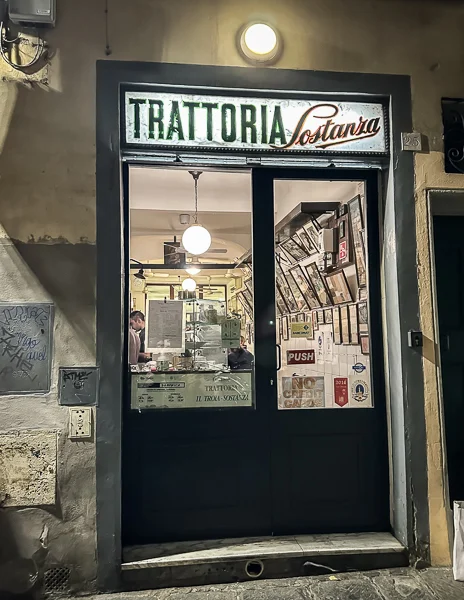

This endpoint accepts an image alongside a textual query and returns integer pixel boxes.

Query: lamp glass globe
[182,224,211,256]
[186,265,201,275]
[244,23,277,55]
[182,278,197,292]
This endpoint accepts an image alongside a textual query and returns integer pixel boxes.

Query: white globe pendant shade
[182,224,211,256]
[186,264,201,275]
[182,277,197,292]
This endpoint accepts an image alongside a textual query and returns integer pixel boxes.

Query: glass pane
[274,179,372,409]
[129,166,255,410]
[146,285,171,301]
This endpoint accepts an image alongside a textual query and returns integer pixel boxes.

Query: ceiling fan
[202,276,221,295]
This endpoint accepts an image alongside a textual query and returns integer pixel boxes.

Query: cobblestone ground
[78,568,463,600]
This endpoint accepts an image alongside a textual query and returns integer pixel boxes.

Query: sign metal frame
[121,85,390,157]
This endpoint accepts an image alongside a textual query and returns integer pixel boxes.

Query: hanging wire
[189,171,202,224]
[0,21,46,70]
[104,0,112,55]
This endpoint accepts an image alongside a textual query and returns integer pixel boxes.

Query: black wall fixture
[442,98,464,174]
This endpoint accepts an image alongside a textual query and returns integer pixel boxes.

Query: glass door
[124,166,274,545]
[252,167,390,535]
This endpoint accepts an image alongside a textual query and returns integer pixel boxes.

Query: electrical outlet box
[318,228,336,253]
[9,0,56,27]
[69,407,92,439]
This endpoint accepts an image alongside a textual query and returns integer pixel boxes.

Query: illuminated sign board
[124,91,388,154]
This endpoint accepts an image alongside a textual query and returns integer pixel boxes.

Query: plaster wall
[0,0,460,590]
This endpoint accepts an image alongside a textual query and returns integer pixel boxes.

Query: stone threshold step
[122,532,404,571]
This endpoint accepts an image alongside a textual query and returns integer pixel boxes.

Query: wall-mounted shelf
[236,202,340,266]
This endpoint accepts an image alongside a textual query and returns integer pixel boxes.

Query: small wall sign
[334,377,349,407]
[339,240,348,261]
[131,371,252,409]
[0,303,54,394]
[286,349,315,365]
[290,322,312,338]
[59,367,99,406]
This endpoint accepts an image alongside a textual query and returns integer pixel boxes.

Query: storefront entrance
[122,166,389,546]
[96,62,429,589]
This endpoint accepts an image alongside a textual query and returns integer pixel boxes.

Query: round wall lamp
[238,22,281,65]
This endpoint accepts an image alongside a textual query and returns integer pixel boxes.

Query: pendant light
[182,171,212,256]
[186,264,201,276]
[182,277,197,292]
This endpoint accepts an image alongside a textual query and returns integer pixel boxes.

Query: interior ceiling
[130,166,251,212]
[129,166,361,265]
[129,166,360,214]
[131,209,251,236]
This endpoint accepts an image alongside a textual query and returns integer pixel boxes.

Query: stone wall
[0,0,462,591]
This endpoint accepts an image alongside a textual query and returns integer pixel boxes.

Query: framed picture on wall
[276,318,282,344]
[358,286,368,301]
[237,292,252,319]
[312,309,319,331]
[246,322,253,345]
[297,228,317,255]
[276,283,289,315]
[324,308,333,324]
[286,270,309,312]
[282,315,289,341]
[280,236,308,262]
[349,304,359,345]
[336,214,353,268]
[297,313,306,323]
[348,195,367,287]
[337,204,348,218]
[332,306,341,345]
[325,270,353,305]
[305,312,314,340]
[242,289,253,313]
[317,310,324,325]
[303,218,321,251]
[358,301,369,334]
[275,260,299,312]
[241,264,252,279]
[305,262,332,307]
[289,266,320,310]
[276,247,291,267]
[340,305,350,345]
[359,229,366,258]
[339,219,346,240]
[360,335,370,355]
[277,276,299,313]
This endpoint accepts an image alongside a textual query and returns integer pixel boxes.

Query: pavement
[77,568,464,600]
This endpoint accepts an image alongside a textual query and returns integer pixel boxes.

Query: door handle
[276,344,282,371]
[441,333,450,352]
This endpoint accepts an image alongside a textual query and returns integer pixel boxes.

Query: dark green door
[434,215,464,504]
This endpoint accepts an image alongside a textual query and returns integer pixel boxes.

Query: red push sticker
[286,350,315,365]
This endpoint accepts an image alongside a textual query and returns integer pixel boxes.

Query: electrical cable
[0,21,45,70]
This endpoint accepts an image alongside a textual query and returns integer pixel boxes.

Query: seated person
[228,336,254,371]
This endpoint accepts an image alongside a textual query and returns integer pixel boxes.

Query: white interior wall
[276,182,369,409]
